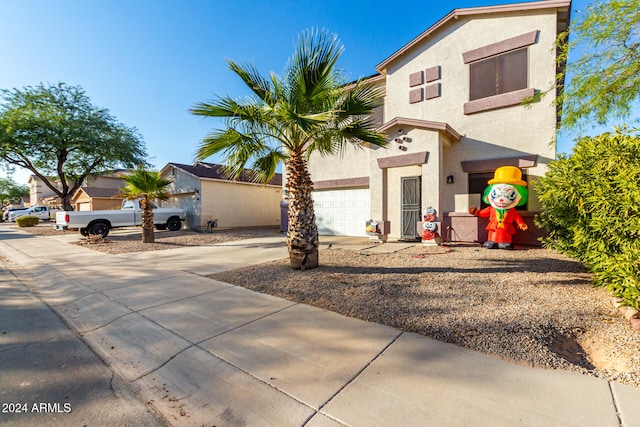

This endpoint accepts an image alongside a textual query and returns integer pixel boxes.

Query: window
[468,171,527,211]
[469,48,527,101]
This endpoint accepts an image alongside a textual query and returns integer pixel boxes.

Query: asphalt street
[0,258,164,426]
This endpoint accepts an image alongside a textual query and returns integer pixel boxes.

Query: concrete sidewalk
[1,228,639,426]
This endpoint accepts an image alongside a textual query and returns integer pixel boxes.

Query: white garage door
[77,203,91,211]
[313,188,370,236]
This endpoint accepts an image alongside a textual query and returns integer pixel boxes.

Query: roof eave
[378,117,463,142]
[376,0,572,73]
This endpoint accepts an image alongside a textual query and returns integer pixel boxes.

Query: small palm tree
[191,29,387,270]
[120,166,172,243]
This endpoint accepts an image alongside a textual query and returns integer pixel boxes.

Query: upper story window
[469,48,528,101]
[462,30,538,115]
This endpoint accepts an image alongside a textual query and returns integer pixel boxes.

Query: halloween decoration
[421,207,440,244]
[469,166,528,249]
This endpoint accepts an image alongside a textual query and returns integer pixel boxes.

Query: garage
[312,188,370,236]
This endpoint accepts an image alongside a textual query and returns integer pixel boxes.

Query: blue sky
[0,0,602,184]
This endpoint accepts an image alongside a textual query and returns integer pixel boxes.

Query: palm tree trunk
[140,197,155,243]
[286,151,319,270]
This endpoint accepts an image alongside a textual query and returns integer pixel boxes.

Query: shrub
[16,215,40,227]
[534,128,640,310]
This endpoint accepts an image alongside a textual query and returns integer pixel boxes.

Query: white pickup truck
[9,205,57,222]
[54,198,186,237]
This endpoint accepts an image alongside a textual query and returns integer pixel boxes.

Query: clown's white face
[488,184,521,209]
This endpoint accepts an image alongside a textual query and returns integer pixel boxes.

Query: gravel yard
[12,223,281,254]
[11,222,640,388]
[212,243,640,389]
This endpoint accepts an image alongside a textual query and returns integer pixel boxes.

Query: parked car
[54,198,186,237]
[9,205,56,222]
[3,207,29,221]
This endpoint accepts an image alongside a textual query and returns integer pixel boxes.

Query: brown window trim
[464,88,535,115]
[461,154,538,173]
[462,30,538,64]
[313,177,370,190]
[377,151,429,169]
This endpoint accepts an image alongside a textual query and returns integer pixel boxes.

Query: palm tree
[120,166,172,243]
[191,29,387,270]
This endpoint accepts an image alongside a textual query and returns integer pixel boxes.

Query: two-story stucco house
[306,0,571,244]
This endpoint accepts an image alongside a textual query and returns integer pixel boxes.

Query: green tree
[534,128,640,310]
[557,0,640,130]
[191,29,387,270]
[0,83,147,211]
[119,167,172,243]
[0,177,29,208]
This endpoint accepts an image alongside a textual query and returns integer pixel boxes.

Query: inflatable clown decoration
[469,166,528,249]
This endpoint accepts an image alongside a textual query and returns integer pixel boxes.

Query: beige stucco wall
[74,198,122,211]
[308,143,372,182]
[162,167,281,228]
[384,11,559,213]
[29,177,57,206]
[161,168,201,227]
[200,181,281,228]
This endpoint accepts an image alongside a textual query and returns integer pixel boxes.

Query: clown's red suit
[469,166,529,249]
[470,206,527,245]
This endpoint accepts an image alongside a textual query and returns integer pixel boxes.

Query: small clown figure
[469,166,528,249]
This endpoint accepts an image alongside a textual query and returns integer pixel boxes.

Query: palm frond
[190,95,265,122]
[227,60,276,107]
[120,166,171,201]
[336,81,385,119]
[196,127,251,161]
[251,148,288,183]
[287,29,344,109]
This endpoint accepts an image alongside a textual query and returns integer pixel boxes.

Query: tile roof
[167,162,283,186]
[77,187,123,198]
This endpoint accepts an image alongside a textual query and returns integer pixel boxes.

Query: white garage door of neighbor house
[313,188,370,236]
[78,203,91,211]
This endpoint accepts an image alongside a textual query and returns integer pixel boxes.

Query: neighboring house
[29,175,58,206]
[30,170,127,209]
[160,162,282,229]
[304,0,570,245]
[71,187,124,211]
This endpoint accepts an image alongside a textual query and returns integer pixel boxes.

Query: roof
[165,162,283,186]
[376,0,572,72]
[74,187,123,199]
[378,117,463,142]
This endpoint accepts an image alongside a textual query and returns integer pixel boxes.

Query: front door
[401,176,421,240]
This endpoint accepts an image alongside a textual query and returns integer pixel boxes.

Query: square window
[469,48,528,101]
